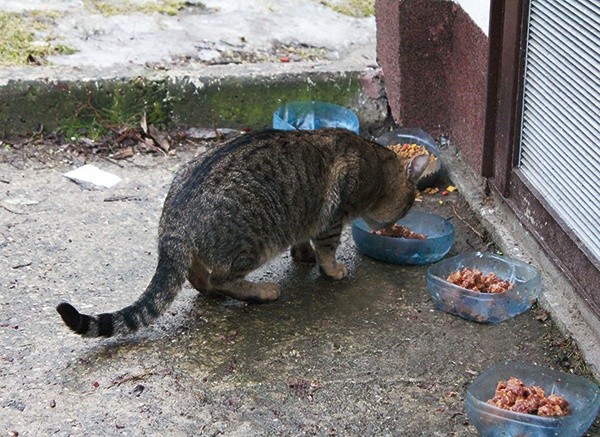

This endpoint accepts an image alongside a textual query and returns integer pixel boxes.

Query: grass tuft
[320,0,375,17]
[84,0,205,16]
[0,12,77,66]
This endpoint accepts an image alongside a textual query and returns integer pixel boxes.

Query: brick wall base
[375,0,488,173]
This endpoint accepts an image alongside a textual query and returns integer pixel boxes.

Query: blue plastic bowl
[466,361,600,437]
[351,210,455,265]
[273,101,359,133]
[375,127,442,189]
[376,127,440,155]
[427,252,541,323]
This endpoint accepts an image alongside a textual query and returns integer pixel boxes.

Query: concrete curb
[440,142,600,380]
[0,65,387,137]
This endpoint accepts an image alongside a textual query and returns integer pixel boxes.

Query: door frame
[482,0,600,316]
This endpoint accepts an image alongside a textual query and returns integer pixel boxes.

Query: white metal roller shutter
[519,0,600,262]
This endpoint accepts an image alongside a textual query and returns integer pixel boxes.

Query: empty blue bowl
[351,210,455,265]
[466,361,600,437]
[427,252,542,323]
[273,101,359,133]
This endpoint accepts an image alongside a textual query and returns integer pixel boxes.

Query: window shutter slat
[519,0,600,262]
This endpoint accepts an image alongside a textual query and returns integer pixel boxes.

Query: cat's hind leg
[208,250,280,302]
[210,274,281,303]
[312,221,347,280]
[290,241,316,263]
[188,254,210,292]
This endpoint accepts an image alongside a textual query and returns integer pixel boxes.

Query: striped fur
[57,128,429,338]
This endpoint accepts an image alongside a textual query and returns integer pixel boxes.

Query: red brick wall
[375,0,488,173]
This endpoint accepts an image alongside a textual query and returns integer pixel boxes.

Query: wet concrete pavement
[1,0,599,435]
[1,146,596,436]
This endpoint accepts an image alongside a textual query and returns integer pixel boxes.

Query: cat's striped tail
[56,243,187,338]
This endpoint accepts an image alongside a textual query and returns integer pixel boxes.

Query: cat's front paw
[319,262,348,280]
[254,282,281,302]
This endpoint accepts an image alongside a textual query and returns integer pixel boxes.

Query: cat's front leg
[312,221,347,280]
[290,241,316,263]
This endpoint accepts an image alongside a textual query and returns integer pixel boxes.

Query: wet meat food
[487,377,571,417]
[447,268,514,293]
[373,224,427,239]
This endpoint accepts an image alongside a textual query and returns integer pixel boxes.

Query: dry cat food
[387,143,434,160]
[487,377,571,417]
[373,224,427,239]
[447,268,515,293]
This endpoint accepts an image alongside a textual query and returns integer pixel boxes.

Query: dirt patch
[0,125,238,169]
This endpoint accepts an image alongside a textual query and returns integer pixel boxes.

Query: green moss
[84,0,203,16]
[0,11,76,66]
[1,72,364,137]
[59,78,173,139]
[50,44,78,56]
[169,73,361,129]
[321,0,375,17]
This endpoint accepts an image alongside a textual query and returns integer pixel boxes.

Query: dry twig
[451,204,485,240]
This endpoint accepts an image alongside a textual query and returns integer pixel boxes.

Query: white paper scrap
[3,197,39,206]
[63,164,122,188]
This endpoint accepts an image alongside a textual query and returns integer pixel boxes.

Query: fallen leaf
[112,146,134,160]
[131,384,145,397]
[147,125,170,152]
[140,112,148,134]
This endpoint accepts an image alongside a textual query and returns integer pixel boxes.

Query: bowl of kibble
[465,361,600,437]
[376,128,442,189]
[352,210,455,265]
[426,252,541,323]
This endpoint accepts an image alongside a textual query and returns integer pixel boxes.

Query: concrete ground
[1,1,599,436]
[0,0,376,81]
[1,0,374,69]
[1,145,595,436]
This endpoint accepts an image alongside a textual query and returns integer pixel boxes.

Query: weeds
[59,80,172,141]
[320,0,375,17]
[0,12,76,66]
[83,0,205,16]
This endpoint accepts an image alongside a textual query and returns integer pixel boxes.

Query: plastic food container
[351,210,455,265]
[376,127,442,188]
[426,252,541,323]
[465,361,600,437]
[273,101,359,133]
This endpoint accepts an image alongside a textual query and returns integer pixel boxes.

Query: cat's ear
[406,154,430,185]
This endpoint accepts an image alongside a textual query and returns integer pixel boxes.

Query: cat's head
[363,153,430,230]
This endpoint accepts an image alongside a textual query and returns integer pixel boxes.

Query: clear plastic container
[426,252,541,323]
[466,361,600,437]
[272,101,359,133]
[351,210,455,265]
[375,127,442,188]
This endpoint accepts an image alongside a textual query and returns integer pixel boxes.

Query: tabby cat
[57,128,429,337]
